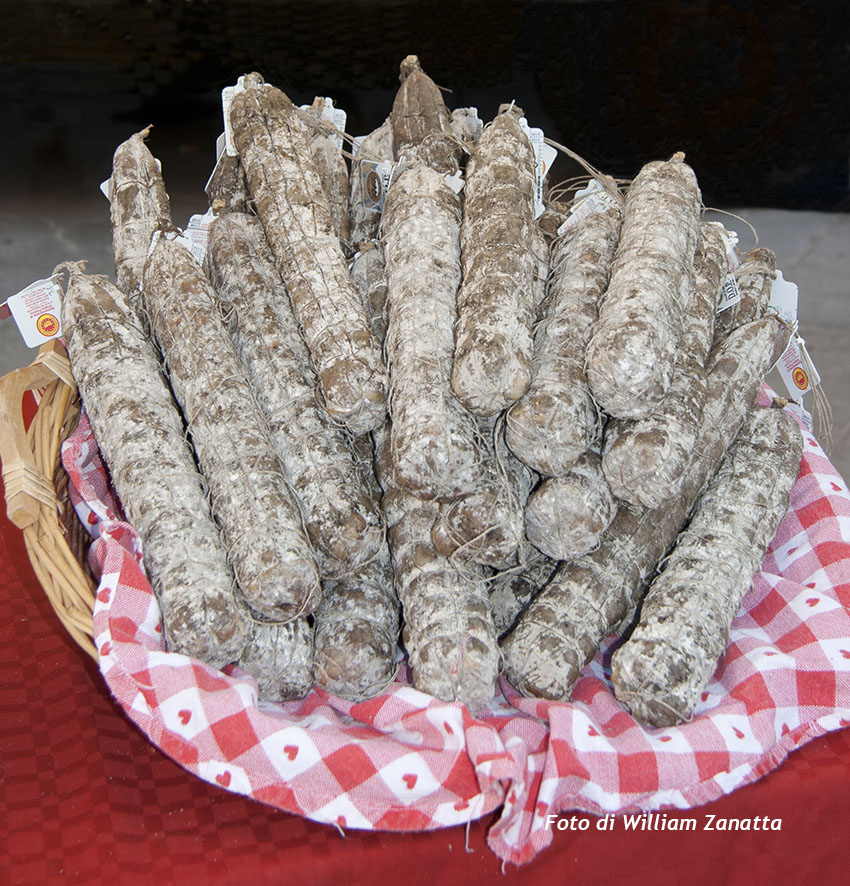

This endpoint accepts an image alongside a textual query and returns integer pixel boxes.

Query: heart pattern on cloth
[63,398,850,868]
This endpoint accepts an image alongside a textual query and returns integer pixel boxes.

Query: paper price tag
[768,270,799,328]
[222,86,237,156]
[717,224,740,272]
[300,97,347,152]
[453,107,484,142]
[360,160,396,213]
[466,108,484,141]
[183,208,217,266]
[763,267,822,416]
[444,170,464,194]
[775,335,821,398]
[5,275,64,347]
[150,228,198,263]
[716,274,741,313]
[557,179,619,235]
[222,77,248,157]
[205,138,228,194]
[518,116,557,219]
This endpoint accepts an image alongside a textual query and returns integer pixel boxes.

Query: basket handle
[0,339,76,529]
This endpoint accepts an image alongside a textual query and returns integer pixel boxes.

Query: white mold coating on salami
[375,425,499,713]
[451,107,537,416]
[530,224,550,317]
[431,416,534,569]
[60,263,248,667]
[450,107,482,151]
[310,424,400,700]
[313,544,401,701]
[229,74,387,435]
[143,237,320,621]
[611,405,803,727]
[382,159,483,501]
[205,152,251,215]
[206,212,383,576]
[501,314,791,700]
[350,241,389,345]
[390,55,458,173]
[488,551,558,637]
[238,617,314,702]
[109,127,172,310]
[304,97,351,249]
[714,247,776,340]
[506,207,621,476]
[602,222,727,508]
[524,452,617,562]
[585,153,702,419]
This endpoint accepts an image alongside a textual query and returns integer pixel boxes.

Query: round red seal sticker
[36,313,59,337]
[792,366,809,390]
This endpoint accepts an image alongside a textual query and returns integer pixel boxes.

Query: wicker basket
[0,340,97,659]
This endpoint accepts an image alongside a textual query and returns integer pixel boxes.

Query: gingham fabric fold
[61,393,850,866]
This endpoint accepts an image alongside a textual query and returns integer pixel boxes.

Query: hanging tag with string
[768,270,830,441]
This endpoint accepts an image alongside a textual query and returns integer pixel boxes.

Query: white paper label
[5,275,64,347]
[764,268,821,406]
[352,135,366,158]
[222,77,248,157]
[466,107,484,141]
[183,208,217,266]
[768,269,799,328]
[444,169,465,194]
[301,97,347,151]
[775,334,821,398]
[149,228,197,262]
[360,160,396,213]
[518,116,557,219]
[454,107,484,141]
[716,274,741,313]
[557,179,619,235]
[721,228,740,271]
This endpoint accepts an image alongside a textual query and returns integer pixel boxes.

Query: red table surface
[2,467,850,886]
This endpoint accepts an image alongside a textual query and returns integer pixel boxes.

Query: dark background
[2,0,849,214]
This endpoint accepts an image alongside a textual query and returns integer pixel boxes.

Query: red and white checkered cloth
[61,394,850,866]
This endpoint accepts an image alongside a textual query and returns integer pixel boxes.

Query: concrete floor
[2,193,848,480]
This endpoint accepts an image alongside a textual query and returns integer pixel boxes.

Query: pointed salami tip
[399,55,422,80]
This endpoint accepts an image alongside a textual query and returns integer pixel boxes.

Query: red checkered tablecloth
[59,393,850,867]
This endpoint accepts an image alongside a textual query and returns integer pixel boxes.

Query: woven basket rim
[0,343,97,660]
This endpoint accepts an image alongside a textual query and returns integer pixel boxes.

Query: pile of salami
[59,56,803,725]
